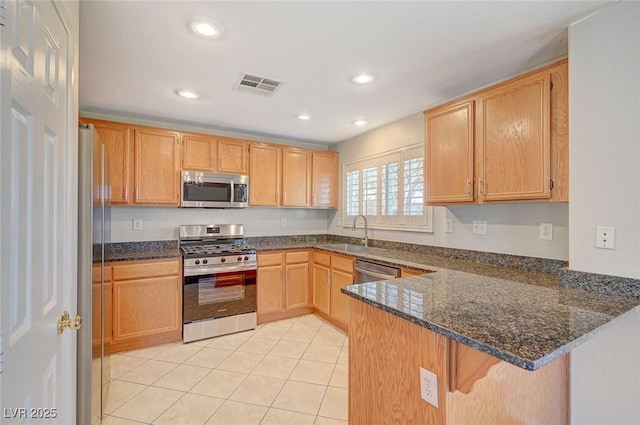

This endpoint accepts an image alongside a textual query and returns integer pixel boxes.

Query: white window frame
[342,143,433,233]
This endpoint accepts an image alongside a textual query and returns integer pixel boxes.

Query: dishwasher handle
[354,266,398,281]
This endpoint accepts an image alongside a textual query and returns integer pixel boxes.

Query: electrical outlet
[595,226,615,249]
[419,367,439,408]
[472,220,487,235]
[539,223,553,240]
[281,218,287,227]
[445,218,453,233]
[132,219,142,231]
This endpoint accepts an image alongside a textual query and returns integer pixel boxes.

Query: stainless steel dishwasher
[354,259,401,283]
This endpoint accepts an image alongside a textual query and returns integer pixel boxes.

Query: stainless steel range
[179,224,257,342]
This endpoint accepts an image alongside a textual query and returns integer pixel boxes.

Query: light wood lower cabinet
[329,254,354,330]
[312,251,331,315]
[257,250,312,323]
[349,299,568,425]
[92,265,112,356]
[110,258,182,352]
[311,250,353,332]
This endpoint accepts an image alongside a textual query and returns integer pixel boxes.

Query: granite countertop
[323,245,640,371]
[101,240,180,262]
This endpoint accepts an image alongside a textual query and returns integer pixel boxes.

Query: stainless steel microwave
[181,171,249,208]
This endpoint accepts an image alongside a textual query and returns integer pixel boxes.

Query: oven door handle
[183,263,257,277]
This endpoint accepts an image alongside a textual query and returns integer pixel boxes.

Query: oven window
[184,270,256,323]
[184,182,231,202]
[198,274,244,304]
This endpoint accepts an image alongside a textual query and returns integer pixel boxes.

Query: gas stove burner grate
[180,243,257,257]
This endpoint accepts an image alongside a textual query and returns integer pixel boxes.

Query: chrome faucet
[351,215,368,247]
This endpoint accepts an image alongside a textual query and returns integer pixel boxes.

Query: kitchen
[1,1,639,425]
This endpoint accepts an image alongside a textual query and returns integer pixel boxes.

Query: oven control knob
[202,259,208,264]
[244,256,249,261]
[237,256,243,262]
[195,260,200,265]
[220,258,225,263]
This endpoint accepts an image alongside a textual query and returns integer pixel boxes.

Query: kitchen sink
[317,243,383,254]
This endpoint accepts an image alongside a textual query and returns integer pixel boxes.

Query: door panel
[1,1,77,423]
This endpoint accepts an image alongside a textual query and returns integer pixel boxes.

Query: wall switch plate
[419,367,439,408]
[595,226,615,249]
[132,219,142,231]
[445,218,453,233]
[281,218,287,227]
[472,220,487,235]
[539,223,553,240]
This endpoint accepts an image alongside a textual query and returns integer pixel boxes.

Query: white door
[1,0,78,423]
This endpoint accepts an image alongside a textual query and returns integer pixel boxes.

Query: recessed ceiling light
[176,89,200,100]
[352,72,376,85]
[352,119,370,126]
[296,114,312,121]
[189,18,222,38]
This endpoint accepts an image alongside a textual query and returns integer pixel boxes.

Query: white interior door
[1,0,78,423]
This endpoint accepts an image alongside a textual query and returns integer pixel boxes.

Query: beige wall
[568,2,640,423]
[330,113,569,260]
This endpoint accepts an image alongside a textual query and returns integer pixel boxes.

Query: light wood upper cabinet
[217,137,249,174]
[476,71,551,201]
[282,148,311,207]
[312,151,338,208]
[80,118,133,205]
[134,127,181,205]
[250,143,282,206]
[425,100,474,204]
[423,59,568,205]
[182,133,216,171]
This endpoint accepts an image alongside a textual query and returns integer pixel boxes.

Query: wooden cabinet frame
[423,59,568,205]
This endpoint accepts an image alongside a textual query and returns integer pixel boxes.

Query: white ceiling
[79,1,608,145]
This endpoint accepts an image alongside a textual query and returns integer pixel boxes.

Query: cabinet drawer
[286,250,309,264]
[258,252,284,267]
[331,255,353,273]
[112,259,180,281]
[93,265,112,283]
[313,251,331,267]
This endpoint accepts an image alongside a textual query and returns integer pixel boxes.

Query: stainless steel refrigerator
[78,124,111,424]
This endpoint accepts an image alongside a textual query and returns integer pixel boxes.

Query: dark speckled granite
[560,269,640,301]
[104,240,180,262]
[342,271,640,371]
[251,235,566,273]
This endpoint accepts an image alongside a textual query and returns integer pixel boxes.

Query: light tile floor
[103,314,348,425]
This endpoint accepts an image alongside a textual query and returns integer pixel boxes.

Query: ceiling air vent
[234,73,283,96]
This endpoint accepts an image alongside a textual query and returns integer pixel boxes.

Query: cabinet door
[182,133,215,171]
[82,119,133,205]
[250,143,281,206]
[134,128,181,205]
[312,151,338,208]
[476,72,551,201]
[112,276,181,341]
[257,265,284,314]
[285,262,309,309]
[312,263,331,315]
[330,269,353,327]
[92,265,112,353]
[425,100,474,204]
[217,137,248,174]
[549,61,569,202]
[282,148,311,207]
